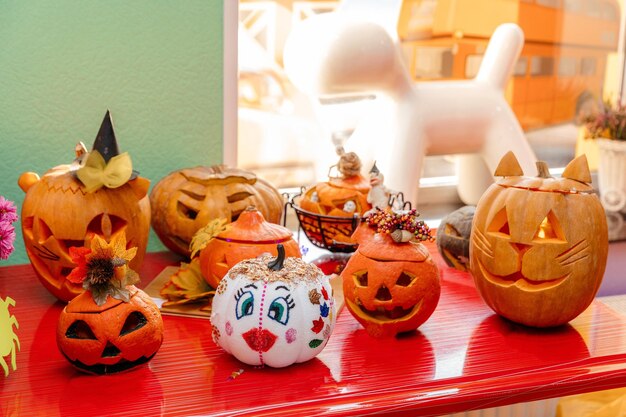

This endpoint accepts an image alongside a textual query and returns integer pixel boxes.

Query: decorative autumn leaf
[160,258,215,307]
[189,218,230,259]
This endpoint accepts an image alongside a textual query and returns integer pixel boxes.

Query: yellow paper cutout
[76,150,133,193]
[0,296,20,377]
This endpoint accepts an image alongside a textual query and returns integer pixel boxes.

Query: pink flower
[0,196,18,224]
[0,221,16,260]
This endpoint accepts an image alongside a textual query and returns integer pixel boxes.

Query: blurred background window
[236,0,625,208]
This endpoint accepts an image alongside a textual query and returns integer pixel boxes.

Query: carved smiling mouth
[346,298,423,323]
[477,260,569,290]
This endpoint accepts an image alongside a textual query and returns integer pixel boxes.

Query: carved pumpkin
[211,245,335,368]
[57,286,163,374]
[295,152,371,249]
[436,206,475,271]
[341,224,440,338]
[470,152,609,327]
[199,207,301,288]
[19,113,151,302]
[150,165,284,257]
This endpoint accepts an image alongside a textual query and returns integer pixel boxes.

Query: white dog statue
[284,9,537,205]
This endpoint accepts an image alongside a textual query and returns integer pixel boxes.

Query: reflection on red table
[1,246,626,416]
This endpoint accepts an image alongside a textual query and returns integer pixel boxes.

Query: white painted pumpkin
[211,245,335,368]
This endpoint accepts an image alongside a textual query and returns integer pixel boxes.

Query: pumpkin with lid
[150,165,284,257]
[341,209,440,338]
[298,151,371,217]
[470,152,609,327]
[211,245,335,368]
[56,233,163,374]
[292,151,378,252]
[18,111,151,302]
[197,207,301,288]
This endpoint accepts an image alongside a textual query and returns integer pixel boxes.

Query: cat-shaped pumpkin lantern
[470,152,608,327]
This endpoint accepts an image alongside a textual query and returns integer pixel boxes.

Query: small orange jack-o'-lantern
[56,234,163,374]
[299,152,371,218]
[199,207,301,288]
[150,165,284,257]
[57,288,163,375]
[295,152,372,249]
[341,212,440,338]
[470,152,609,327]
[19,112,150,302]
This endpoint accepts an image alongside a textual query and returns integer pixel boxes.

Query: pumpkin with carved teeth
[470,152,609,327]
[18,112,151,302]
[150,165,284,257]
[341,224,440,338]
[57,287,163,375]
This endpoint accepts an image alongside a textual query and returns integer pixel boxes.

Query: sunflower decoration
[67,233,140,306]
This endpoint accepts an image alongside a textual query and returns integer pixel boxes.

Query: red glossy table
[1,246,626,416]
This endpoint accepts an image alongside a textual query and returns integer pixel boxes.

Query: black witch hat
[90,110,138,179]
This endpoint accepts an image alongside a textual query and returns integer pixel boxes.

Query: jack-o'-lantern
[211,245,335,368]
[470,152,609,327]
[341,210,440,338]
[19,112,150,302]
[294,152,372,249]
[56,234,163,374]
[299,152,371,218]
[436,206,475,271]
[198,207,301,288]
[150,165,284,257]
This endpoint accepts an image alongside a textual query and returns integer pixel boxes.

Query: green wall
[0,1,224,265]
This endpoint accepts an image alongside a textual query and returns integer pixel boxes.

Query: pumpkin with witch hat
[19,111,151,302]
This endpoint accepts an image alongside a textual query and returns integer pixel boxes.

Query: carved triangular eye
[353,271,368,287]
[533,211,564,241]
[66,320,97,340]
[120,311,147,336]
[445,224,461,237]
[487,207,510,236]
[396,272,415,287]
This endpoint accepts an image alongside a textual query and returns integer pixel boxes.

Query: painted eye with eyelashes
[267,293,295,325]
[235,287,255,319]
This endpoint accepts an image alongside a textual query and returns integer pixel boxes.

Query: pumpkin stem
[536,161,552,178]
[267,244,286,271]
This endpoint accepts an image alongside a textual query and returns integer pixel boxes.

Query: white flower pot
[596,138,626,212]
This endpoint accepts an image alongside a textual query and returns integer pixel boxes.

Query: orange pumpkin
[295,152,372,249]
[199,207,301,288]
[19,166,150,302]
[56,286,163,374]
[470,152,609,327]
[150,165,284,257]
[341,225,440,338]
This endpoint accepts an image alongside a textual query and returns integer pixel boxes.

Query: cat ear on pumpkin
[494,151,524,177]
[562,155,592,184]
[128,177,150,199]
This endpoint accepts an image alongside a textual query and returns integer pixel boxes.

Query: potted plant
[581,100,626,212]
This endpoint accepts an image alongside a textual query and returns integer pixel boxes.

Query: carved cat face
[470,152,608,327]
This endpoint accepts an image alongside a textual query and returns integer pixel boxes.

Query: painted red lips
[242,328,277,352]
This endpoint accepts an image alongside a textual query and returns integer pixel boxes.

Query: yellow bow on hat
[76,150,133,193]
